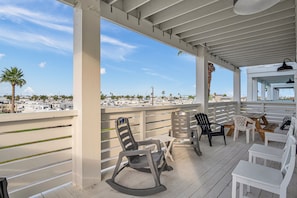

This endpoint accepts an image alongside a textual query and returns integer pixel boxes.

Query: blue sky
[0,0,245,97]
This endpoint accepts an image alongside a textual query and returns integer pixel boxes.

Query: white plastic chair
[265,116,296,146]
[233,115,256,143]
[232,135,296,198]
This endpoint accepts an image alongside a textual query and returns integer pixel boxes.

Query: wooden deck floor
[32,133,297,198]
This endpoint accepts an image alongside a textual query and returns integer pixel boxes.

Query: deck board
[32,133,297,198]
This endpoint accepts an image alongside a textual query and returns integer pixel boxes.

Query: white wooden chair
[249,117,296,166]
[233,115,256,144]
[232,135,296,198]
[265,116,296,146]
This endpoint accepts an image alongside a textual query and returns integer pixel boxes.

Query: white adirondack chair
[232,135,296,198]
[233,115,256,144]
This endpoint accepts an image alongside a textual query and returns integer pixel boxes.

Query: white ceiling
[100,0,296,70]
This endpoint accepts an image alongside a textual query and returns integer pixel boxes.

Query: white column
[73,0,101,189]
[233,67,241,114]
[273,87,279,100]
[267,84,272,100]
[195,47,208,113]
[261,82,266,101]
[247,76,252,101]
[252,78,258,101]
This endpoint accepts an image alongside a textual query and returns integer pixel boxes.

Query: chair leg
[223,134,226,145]
[147,155,161,186]
[208,133,212,146]
[239,183,243,198]
[232,176,237,198]
[233,129,238,141]
[246,129,250,144]
[199,132,203,140]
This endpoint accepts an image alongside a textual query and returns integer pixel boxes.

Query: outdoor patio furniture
[171,111,202,156]
[233,115,256,144]
[251,116,296,166]
[195,113,226,147]
[232,135,296,198]
[0,177,9,198]
[106,117,173,196]
[150,134,176,161]
[265,117,296,147]
[227,113,278,141]
[248,117,295,166]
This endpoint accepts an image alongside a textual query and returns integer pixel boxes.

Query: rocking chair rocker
[106,117,173,196]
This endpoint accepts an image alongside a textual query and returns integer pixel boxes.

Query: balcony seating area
[33,132,297,198]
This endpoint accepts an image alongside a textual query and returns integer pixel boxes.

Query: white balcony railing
[0,110,77,198]
[0,101,295,197]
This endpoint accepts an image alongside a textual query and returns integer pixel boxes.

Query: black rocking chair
[106,117,173,196]
[195,113,226,147]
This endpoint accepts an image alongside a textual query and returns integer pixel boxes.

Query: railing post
[213,103,217,122]
[261,102,265,114]
[139,110,146,140]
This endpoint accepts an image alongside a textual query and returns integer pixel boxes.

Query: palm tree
[208,63,215,97]
[0,67,26,113]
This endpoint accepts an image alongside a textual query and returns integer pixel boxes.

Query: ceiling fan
[233,0,280,15]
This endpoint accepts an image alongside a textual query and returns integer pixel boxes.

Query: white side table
[151,134,176,161]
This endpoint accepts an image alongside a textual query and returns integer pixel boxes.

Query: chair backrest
[280,135,296,188]
[233,115,254,131]
[115,117,138,152]
[195,113,211,132]
[286,116,296,137]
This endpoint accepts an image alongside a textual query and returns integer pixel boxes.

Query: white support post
[72,0,101,189]
[139,110,146,140]
[252,78,258,101]
[267,84,272,100]
[233,67,241,114]
[273,88,280,100]
[195,47,208,113]
[261,82,266,101]
[247,76,252,101]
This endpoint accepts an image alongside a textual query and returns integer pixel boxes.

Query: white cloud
[0,53,5,59]
[101,68,106,74]
[141,68,175,81]
[0,4,72,53]
[0,28,72,53]
[101,35,137,61]
[0,5,72,33]
[101,35,136,49]
[38,61,46,68]
[23,86,34,95]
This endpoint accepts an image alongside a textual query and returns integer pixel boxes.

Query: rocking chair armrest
[137,139,162,151]
[120,149,152,157]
